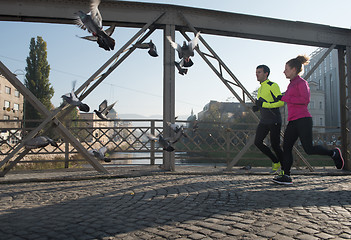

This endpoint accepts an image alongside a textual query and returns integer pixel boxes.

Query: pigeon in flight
[147,134,175,152]
[24,136,59,150]
[134,40,158,57]
[94,100,116,120]
[62,82,90,112]
[75,0,115,51]
[166,32,200,68]
[88,146,110,162]
[166,122,188,143]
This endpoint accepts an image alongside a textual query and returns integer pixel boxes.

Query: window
[3,115,9,120]
[13,103,19,111]
[14,90,20,97]
[309,101,314,109]
[5,86,11,94]
[13,117,19,120]
[319,101,323,110]
[4,100,10,108]
[320,118,323,126]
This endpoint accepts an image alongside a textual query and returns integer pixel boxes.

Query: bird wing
[189,31,201,50]
[70,89,80,103]
[166,122,178,132]
[103,101,116,115]
[98,146,107,156]
[166,36,182,53]
[170,130,183,144]
[77,35,98,42]
[74,17,86,30]
[105,24,115,36]
[146,133,158,141]
[90,0,102,28]
[98,100,108,112]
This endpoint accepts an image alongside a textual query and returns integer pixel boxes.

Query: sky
[0,0,351,119]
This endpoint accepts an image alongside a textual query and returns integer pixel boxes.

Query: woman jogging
[273,55,344,185]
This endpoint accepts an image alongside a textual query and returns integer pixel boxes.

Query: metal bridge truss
[0,1,350,175]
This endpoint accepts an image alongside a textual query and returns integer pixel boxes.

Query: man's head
[256,65,270,83]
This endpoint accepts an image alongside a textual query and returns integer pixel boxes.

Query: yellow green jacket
[257,79,284,124]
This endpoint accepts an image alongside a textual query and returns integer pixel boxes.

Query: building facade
[0,74,24,123]
[303,48,340,128]
[0,74,24,143]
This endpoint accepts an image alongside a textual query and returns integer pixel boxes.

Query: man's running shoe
[272,174,292,185]
[332,147,344,169]
[270,162,281,174]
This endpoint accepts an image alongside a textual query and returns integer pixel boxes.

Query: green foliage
[24,36,54,126]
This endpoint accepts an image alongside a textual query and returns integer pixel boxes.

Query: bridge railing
[0,119,342,170]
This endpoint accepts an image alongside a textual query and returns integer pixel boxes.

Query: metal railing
[0,119,342,169]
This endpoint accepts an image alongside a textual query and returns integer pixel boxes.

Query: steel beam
[346,46,351,170]
[339,47,351,170]
[1,0,351,48]
[163,24,175,171]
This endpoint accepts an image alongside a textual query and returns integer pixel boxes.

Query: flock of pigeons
[21,0,202,161]
[23,121,190,162]
[147,122,189,152]
[74,0,200,74]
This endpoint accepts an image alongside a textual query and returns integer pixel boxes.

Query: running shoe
[270,162,281,174]
[332,147,344,169]
[272,174,292,185]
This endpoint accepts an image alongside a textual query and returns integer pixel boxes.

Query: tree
[24,36,54,127]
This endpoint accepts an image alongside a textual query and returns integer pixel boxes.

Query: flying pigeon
[147,134,175,152]
[75,0,115,51]
[94,100,116,120]
[134,40,158,57]
[174,61,188,75]
[24,136,59,150]
[166,32,200,68]
[166,122,188,143]
[61,82,90,112]
[88,146,110,162]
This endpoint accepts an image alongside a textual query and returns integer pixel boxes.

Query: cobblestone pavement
[0,168,351,239]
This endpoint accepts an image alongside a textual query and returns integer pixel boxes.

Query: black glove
[276,95,283,101]
[256,99,263,108]
[252,105,259,112]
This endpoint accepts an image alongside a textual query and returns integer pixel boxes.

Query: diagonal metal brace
[0,61,108,174]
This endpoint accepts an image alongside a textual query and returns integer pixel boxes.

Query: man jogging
[253,65,285,174]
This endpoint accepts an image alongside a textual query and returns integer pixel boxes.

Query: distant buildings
[0,74,24,123]
[0,74,24,143]
[197,100,251,121]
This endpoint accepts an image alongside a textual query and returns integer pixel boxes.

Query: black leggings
[282,117,333,175]
[254,122,283,164]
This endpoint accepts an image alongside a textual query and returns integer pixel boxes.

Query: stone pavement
[0,166,351,240]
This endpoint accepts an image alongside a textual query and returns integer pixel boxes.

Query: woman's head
[284,55,310,79]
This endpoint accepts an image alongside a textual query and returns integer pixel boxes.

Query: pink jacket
[281,75,312,121]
